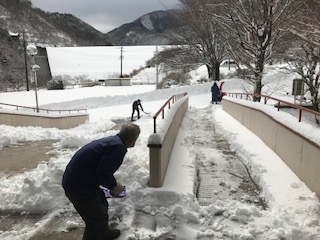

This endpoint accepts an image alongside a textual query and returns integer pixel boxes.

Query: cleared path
[0,107,266,239]
[184,107,265,208]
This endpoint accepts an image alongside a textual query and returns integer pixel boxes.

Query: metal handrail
[0,102,87,114]
[153,92,187,133]
[225,92,320,122]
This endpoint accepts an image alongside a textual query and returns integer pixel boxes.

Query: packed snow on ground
[0,64,319,240]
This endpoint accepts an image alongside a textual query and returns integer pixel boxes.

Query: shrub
[47,79,64,90]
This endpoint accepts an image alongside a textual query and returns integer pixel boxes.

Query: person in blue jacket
[62,123,140,240]
[211,82,221,104]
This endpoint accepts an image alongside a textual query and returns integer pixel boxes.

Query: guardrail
[148,93,189,187]
[0,102,87,114]
[152,92,188,133]
[225,93,320,123]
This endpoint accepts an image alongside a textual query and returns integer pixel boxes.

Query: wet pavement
[0,140,56,175]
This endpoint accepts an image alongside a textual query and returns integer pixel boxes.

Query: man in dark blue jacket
[62,123,140,240]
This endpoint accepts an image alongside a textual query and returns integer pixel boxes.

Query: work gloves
[109,182,125,197]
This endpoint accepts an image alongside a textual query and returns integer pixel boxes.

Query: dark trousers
[65,190,109,239]
[131,108,140,120]
[211,94,220,104]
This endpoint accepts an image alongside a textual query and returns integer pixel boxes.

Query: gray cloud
[31,0,180,33]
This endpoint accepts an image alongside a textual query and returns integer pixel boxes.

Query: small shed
[99,78,131,86]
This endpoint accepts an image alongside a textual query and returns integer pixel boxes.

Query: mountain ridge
[0,1,180,90]
[106,10,182,46]
[0,0,113,90]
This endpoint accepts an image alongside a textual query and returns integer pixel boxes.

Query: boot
[82,229,101,240]
[83,228,120,240]
[101,228,121,240]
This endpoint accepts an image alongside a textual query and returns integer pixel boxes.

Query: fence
[225,93,320,123]
[0,102,87,114]
[148,93,189,187]
[0,102,88,129]
[222,95,320,197]
[152,92,187,133]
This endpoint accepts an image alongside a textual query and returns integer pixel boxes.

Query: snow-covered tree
[215,0,303,101]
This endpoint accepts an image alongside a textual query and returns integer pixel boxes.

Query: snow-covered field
[46,46,165,80]
[0,60,319,239]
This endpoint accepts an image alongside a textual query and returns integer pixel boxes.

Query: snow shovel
[103,186,127,198]
[142,110,150,115]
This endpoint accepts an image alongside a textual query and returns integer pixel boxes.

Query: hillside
[106,10,183,46]
[0,0,112,47]
[0,0,113,91]
[0,1,183,91]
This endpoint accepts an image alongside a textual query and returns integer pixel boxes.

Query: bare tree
[278,0,320,119]
[216,0,303,101]
[154,46,199,74]
[74,74,89,85]
[288,0,320,47]
[288,44,319,114]
[166,0,227,81]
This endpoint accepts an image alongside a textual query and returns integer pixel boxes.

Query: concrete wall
[34,47,52,88]
[0,111,89,129]
[222,99,320,197]
[148,97,189,187]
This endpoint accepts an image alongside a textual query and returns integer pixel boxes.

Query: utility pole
[155,45,159,89]
[22,30,29,91]
[120,46,123,78]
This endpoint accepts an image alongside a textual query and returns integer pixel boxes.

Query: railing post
[151,92,187,134]
[299,110,302,122]
[153,117,156,133]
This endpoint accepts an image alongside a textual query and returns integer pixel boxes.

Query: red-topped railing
[0,102,87,114]
[225,93,320,123]
[153,92,188,133]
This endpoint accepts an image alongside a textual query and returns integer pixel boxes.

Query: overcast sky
[30,0,180,33]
